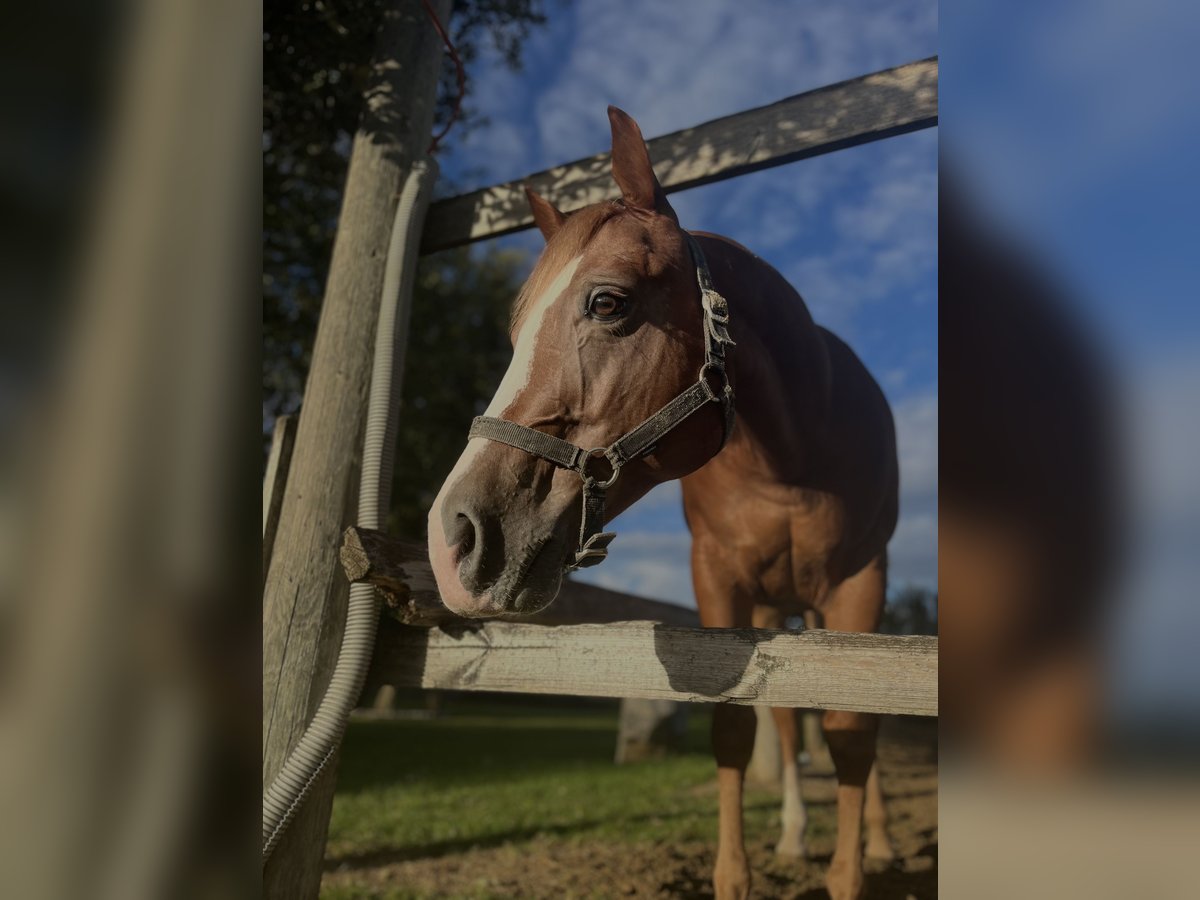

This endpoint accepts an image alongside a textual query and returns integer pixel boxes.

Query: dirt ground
[323,723,937,899]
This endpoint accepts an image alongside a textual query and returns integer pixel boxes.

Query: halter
[468,233,736,570]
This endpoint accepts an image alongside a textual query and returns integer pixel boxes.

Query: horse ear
[607,106,675,219]
[524,186,566,242]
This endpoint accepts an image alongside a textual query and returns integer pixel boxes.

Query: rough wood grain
[802,610,829,760]
[340,526,699,627]
[262,413,297,580]
[421,57,937,253]
[367,620,938,717]
[261,3,450,897]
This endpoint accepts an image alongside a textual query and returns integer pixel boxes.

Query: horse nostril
[446,508,477,564]
[440,489,504,592]
[450,511,476,559]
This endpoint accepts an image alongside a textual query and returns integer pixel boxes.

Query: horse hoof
[775,837,808,859]
[713,859,751,900]
[865,843,896,864]
[713,876,751,900]
[825,858,864,900]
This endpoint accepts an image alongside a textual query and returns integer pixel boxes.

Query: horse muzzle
[428,477,570,618]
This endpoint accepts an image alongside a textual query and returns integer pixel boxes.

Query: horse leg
[864,763,894,862]
[819,556,887,900]
[695,555,755,900]
[772,706,808,858]
[751,605,808,858]
[711,703,756,899]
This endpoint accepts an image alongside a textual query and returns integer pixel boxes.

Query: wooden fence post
[261,2,450,897]
[262,413,297,581]
[614,699,688,763]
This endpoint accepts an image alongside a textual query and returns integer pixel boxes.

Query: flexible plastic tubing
[262,156,439,863]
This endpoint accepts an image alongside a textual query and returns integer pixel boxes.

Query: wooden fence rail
[342,525,700,626]
[366,618,938,717]
[421,56,937,253]
[344,527,938,717]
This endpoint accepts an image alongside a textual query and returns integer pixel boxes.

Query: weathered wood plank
[340,526,698,627]
[261,3,450,897]
[421,56,937,253]
[367,619,938,717]
[262,413,297,580]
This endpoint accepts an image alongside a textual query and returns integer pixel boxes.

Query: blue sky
[435,0,939,608]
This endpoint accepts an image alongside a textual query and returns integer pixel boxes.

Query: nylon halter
[468,233,735,570]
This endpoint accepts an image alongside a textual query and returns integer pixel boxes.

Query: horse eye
[588,293,626,320]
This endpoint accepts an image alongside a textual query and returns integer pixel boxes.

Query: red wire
[421,0,466,155]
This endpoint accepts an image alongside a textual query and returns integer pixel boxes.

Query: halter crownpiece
[468,233,735,570]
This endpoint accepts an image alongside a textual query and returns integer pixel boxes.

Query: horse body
[680,231,898,602]
[678,234,898,899]
[428,107,898,900]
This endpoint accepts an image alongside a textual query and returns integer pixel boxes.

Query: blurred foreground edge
[939,171,1118,771]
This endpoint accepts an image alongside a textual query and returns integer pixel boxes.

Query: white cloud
[893,389,938,500]
[530,0,938,167]
[447,0,938,348]
[888,388,938,590]
[784,130,938,331]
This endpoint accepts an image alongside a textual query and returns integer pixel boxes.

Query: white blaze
[484,255,581,417]
[430,256,582,518]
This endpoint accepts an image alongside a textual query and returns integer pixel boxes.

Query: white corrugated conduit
[262,157,439,863]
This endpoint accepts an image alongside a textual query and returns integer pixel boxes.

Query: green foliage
[881,585,938,635]
[264,1,553,529]
[263,0,548,428]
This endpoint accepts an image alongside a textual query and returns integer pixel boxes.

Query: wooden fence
[345,527,938,717]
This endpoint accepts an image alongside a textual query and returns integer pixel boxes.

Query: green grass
[324,699,812,870]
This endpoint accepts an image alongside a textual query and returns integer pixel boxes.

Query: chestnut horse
[428,107,898,900]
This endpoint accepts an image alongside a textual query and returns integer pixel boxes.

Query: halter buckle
[569,531,617,569]
[702,288,730,324]
[581,447,622,489]
[698,362,728,402]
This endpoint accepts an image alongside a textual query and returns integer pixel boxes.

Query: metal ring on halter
[581,447,621,489]
[698,361,728,401]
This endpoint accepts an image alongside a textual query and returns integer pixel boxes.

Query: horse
[427,106,899,900]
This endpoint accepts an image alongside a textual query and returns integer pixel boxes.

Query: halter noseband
[467,233,736,571]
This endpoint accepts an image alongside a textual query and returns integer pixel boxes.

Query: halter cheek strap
[467,233,735,571]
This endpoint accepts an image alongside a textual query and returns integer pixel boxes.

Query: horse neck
[701,234,833,478]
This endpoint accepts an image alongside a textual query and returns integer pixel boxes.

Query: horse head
[428,107,731,617]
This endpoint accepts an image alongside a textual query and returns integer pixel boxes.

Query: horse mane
[511,201,624,332]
